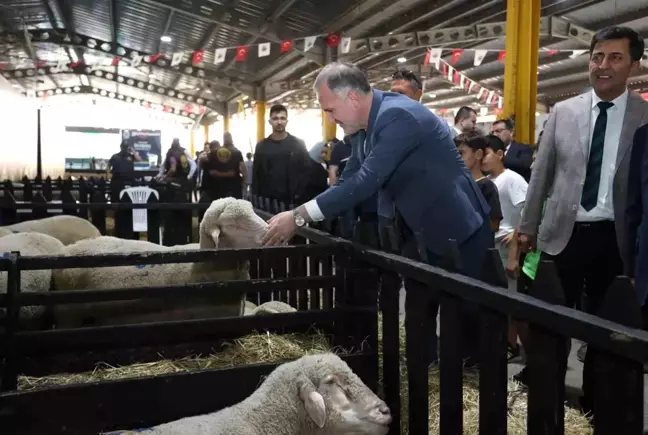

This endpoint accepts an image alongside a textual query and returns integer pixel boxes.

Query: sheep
[109,353,392,435]
[51,198,269,328]
[244,300,258,315]
[2,215,101,245]
[251,300,297,316]
[0,233,65,329]
[0,228,13,238]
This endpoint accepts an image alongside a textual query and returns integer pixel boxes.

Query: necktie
[581,101,614,211]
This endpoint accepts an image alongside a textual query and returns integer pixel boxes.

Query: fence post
[32,192,48,220]
[147,187,161,245]
[22,177,32,202]
[0,192,17,225]
[43,176,52,201]
[90,188,108,235]
[526,259,568,435]
[588,277,644,433]
[478,248,509,435]
[1,251,20,392]
[377,225,401,435]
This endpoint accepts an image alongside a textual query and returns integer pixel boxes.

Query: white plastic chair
[119,186,159,234]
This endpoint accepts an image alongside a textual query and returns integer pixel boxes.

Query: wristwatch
[293,209,306,227]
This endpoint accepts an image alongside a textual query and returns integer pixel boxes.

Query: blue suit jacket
[314,89,489,256]
[504,141,534,182]
[626,122,648,305]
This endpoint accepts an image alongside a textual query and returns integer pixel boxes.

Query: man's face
[589,38,637,98]
[458,112,477,132]
[317,84,364,135]
[390,79,422,101]
[268,110,288,133]
[491,122,513,145]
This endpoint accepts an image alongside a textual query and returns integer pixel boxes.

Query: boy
[454,130,503,235]
[482,134,529,356]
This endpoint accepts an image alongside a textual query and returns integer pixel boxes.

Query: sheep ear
[199,223,221,249]
[299,381,326,428]
[209,228,221,247]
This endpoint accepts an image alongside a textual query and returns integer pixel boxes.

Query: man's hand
[501,232,515,247]
[262,211,297,246]
[518,233,537,253]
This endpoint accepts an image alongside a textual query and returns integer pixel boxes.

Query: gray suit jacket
[520,90,648,271]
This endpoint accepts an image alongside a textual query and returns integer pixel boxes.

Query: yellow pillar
[503,0,540,145]
[203,124,209,142]
[256,101,266,142]
[189,129,195,156]
[223,116,230,133]
[321,111,336,141]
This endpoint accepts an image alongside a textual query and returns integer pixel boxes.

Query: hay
[17,330,335,391]
[18,317,593,435]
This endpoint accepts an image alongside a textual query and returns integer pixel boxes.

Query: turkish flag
[280,40,292,53]
[546,49,559,56]
[497,50,506,62]
[450,49,463,65]
[192,50,205,65]
[149,54,163,63]
[327,33,340,47]
[184,104,193,113]
[423,49,431,66]
[111,56,121,66]
[235,46,248,62]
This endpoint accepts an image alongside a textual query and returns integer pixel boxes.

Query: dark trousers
[540,220,623,405]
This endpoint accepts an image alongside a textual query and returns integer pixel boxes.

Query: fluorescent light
[160,35,172,42]
[397,57,407,63]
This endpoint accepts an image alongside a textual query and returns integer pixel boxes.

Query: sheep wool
[109,353,392,435]
[51,198,269,328]
[0,228,13,238]
[0,233,65,326]
[251,300,297,315]
[3,215,101,245]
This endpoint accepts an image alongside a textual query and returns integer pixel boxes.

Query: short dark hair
[454,130,488,152]
[492,118,514,130]
[392,69,422,91]
[454,106,477,125]
[269,104,288,116]
[590,26,645,62]
[246,152,252,159]
[485,134,507,153]
[208,140,220,149]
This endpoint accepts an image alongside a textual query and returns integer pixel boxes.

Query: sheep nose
[378,404,390,415]
[370,402,392,425]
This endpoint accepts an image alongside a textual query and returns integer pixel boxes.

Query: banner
[121,129,162,164]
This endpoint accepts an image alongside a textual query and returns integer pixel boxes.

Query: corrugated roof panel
[117,0,168,54]
[164,10,213,54]
[565,0,647,23]
[1,0,52,30]
[70,0,113,41]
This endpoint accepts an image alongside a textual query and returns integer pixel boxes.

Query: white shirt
[489,169,528,241]
[576,88,628,222]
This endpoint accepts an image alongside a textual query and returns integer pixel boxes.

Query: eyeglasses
[392,69,422,88]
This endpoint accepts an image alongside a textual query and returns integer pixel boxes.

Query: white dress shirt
[576,88,628,222]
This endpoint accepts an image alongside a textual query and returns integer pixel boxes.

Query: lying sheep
[52,198,268,328]
[110,353,392,435]
[2,215,101,245]
[0,228,12,238]
[244,300,258,315]
[251,300,297,315]
[0,233,65,329]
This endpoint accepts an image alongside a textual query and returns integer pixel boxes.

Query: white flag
[340,37,352,54]
[130,54,143,67]
[486,90,495,104]
[498,96,503,109]
[304,36,317,52]
[428,48,442,69]
[459,74,465,88]
[569,49,587,59]
[473,49,487,66]
[171,52,184,66]
[477,87,486,99]
[214,48,227,63]
[258,42,271,57]
[447,65,454,81]
[52,60,67,74]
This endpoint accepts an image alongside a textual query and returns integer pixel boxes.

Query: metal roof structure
[1,0,647,120]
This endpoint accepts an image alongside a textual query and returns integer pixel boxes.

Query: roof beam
[220,0,298,73]
[156,10,174,55]
[47,0,89,88]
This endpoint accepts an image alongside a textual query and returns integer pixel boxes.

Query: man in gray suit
[518,26,648,419]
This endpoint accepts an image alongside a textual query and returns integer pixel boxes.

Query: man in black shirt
[108,141,141,183]
[328,137,351,185]
[252,104,311,206]
[199,140,245,201]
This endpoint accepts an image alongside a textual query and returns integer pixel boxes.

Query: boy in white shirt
[482,134,529,356]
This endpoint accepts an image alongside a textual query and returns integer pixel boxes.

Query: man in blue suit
[263,62,493,363]
[625,122,648,328]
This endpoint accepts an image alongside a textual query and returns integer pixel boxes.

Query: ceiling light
[148,74,156,79]
[397,57,407,63]
[12,84,20,88]
[160,35,172,42]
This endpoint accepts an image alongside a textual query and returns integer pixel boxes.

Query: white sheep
[244,300,258,315]
[0,233,65,329]
[0,228,13,238]
[2,215,101,245]
[51,198,268,328]
[109,353,392,435]
[251,300,297,315]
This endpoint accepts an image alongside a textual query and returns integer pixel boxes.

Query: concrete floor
[397,288,648,432]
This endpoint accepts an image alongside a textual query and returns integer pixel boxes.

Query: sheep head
[199,197,268,249]
[296,354,391,434]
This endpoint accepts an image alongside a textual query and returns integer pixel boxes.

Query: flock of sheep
[0,197,295,329]
[1,198,391,434]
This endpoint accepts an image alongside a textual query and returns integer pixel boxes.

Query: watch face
[295,214,305,226]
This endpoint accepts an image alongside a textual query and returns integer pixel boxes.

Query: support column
[203,124,209,143]
[256,101,266,142]
[223,106,230,133]
[189,129,195,156]
[503,0,541,145]
[322,112,337,141]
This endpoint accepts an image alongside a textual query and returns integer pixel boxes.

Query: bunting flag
[304,36,317,52]
[192,50,205,65]
[570,49,587,59]
[497,50,506,62]
[473,49,487,66]
[340,37,352,54]
[280,40,292,53]
[428,48,442,69]
[258,42,271,57]
[171,52,183,66]
[433,58,503,110]
[111,56,121,66]
[131,53,144,67]
[235,46,249,62]
[148,54,163,63]
[327,33,341,48]
[450,49,463,65]
[214,48,227,63]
